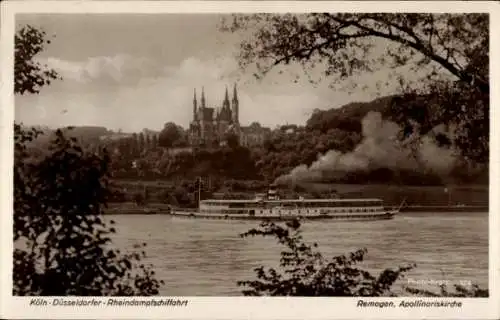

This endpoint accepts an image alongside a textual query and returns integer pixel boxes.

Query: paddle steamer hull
[168,210,396,221]
[174,184,401,221]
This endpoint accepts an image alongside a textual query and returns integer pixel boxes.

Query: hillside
[306,95,397,133]
[256,93,488,185]
[20,94,488,186]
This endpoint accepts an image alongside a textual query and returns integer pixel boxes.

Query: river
[105,211,488,296]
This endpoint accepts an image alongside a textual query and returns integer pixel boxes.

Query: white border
[1,1,499,319]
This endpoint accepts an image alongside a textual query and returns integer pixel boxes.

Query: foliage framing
[14,25,60,95]
[13,25,163,295]
[238,219,488,297]
[221,13,489,163]
[238,219,414,296]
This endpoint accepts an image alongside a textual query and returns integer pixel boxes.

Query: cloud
[17,54,388,132]
[38,55,161,86]
[165,56,241,84]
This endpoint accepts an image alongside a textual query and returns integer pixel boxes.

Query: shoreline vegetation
[104,179,489,214]
[103,202,489,215]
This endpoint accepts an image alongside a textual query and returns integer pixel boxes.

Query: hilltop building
[189,84,270,148]
[240,122,271,146]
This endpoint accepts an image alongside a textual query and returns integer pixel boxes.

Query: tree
[225,132,240,149]
[15,25,60,95]
[14,25,163,295]
[221,13,488,162]
[151,134,158,149]
[158,122,182,149]
[238,219,414,296]
[239,219,488,297]
[138,132,145,152]
[145,134,151,150]
[14,130,163,295]
[131,133,138,155]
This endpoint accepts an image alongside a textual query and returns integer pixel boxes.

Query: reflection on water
[106,212,488,296]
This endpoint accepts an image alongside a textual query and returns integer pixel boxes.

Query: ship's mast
[197,176,202,208]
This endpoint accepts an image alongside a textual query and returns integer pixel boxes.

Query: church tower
[232,83,239,125]
[219,86,231,122]
[223,86,230,110]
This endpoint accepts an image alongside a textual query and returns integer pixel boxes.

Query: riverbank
[103,202,488,215]
[399,205,488,213]
[110,179,489,208]
[104,202,173,214]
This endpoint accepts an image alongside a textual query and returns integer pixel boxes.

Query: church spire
[201,86,206,108]
[232,83,238,102]
[193,88,197,120]
[232,83,239,125]
[224,86,229,102]
[223,85,230,110]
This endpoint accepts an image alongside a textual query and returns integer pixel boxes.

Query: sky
[15,13,411,132]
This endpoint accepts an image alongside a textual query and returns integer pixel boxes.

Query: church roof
[217,105,232,121]
[199,107,214,121]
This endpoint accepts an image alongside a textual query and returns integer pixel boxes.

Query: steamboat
[170,185,400,221]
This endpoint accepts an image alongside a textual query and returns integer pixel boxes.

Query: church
[189,84,241,147]
[188,84,271,148]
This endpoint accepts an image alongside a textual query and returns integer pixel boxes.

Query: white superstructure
[171,185,399,221]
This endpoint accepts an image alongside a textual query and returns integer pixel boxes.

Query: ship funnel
[267,184,279,200]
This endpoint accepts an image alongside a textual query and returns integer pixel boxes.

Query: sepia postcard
[0,1,499,319]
